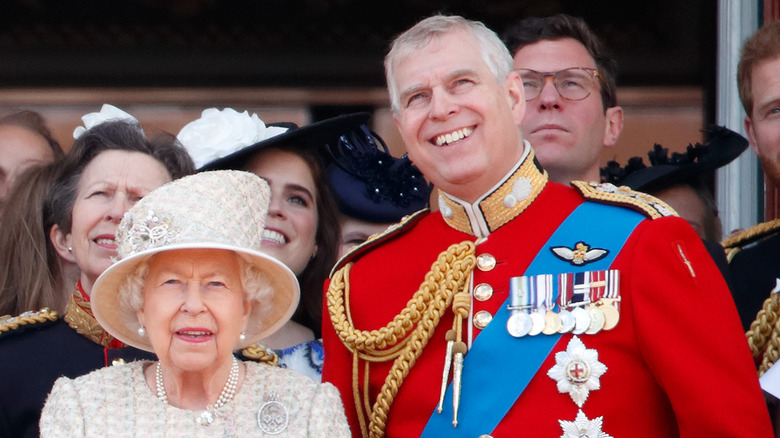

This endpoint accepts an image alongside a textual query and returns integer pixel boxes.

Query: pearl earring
[67,246,73,252]
[239,332,246,342]
[137,326,146,337]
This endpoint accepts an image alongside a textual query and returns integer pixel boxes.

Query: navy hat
[601,125,749,192]
[198,112,370,171]
[326,125,430,223]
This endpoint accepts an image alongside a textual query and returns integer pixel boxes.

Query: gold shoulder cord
[241,344,279,366]
[722,218,780,262]
[732,220,780,375]
[327,241,476,438]
[0,308,59,334]
[747,293,780,375]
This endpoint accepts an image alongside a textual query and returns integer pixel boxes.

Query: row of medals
[506,297,621,338]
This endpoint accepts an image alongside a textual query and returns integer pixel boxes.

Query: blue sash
[421,202,644,437]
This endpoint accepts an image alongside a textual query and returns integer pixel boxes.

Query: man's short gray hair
[384,15,515,113]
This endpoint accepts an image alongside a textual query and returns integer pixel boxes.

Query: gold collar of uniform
[438,143,548,237]
[64,283,121,348]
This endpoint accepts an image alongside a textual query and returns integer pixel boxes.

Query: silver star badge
[559,410,613,438]
[547,336,607,407]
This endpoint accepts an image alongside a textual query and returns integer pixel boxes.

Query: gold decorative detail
[0,307,58,336]
[439,148,548,236]
[241,343,279,366]
[476,254,496,271]
[473,283,493,301]
[722,219,780,262]
[478,160,546,233]
[472,310,493,329]
[64,286,119,348]
[327,241,476,438]
[437,195,473,234]
[572,181,676,220]
[747,286,780,376]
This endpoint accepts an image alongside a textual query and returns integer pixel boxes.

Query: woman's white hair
[119,251,273,332]
[384,15,515,113]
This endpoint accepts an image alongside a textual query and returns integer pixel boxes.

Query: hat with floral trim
[91,170,300,352]
[325,124,430,223]
[601,125,749,192]
[177,108,369,170]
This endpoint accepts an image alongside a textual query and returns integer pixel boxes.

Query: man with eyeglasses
[503,14,623,184]
[322,13,770,438]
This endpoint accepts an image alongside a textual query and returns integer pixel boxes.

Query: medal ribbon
[572,272,592,306]
[421,202,644,437]
[542,274,554,312]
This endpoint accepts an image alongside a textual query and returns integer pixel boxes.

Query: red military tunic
[322,149,771,437]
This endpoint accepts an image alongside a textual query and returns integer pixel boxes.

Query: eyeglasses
[517,67,604,101]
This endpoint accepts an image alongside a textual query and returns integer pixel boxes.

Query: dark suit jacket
[0,319,156,438]
[729,231,780,331]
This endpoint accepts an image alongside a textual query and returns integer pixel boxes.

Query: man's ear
[602,106,624,148]
[50,224,76,264]
[506,70,527,125]
[745,116,760,155]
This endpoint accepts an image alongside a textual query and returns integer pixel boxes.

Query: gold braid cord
[327,241,476,438]
[747,292,780,376]
[240,344,279,366]
[722,218,780,262]
[0,308,58,335]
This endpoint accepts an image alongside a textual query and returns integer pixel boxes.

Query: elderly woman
[177,109,359,379]
[39,170,350,437]
[0,105,194,438]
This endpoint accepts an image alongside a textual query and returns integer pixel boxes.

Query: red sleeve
[618,216,772,436]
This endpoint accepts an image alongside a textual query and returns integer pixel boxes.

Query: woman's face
[245,149,319,276]
[67,150,170,292]
[137,249,250,374]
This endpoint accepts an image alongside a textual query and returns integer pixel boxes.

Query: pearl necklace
[155,357,240,424]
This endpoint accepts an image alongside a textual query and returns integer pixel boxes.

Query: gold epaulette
[240,343,279,366]
[722,218,780,261]
[571,181,677,220]
[329,208,429,276]
[0,308,59,339]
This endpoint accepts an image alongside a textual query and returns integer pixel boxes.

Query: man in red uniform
[322,15,772,438]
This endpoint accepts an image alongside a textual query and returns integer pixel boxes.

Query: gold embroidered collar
[64,281,123,348]
[438,142,548,237]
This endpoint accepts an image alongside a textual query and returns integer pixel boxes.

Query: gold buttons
[474,283,493,301]
[476,253,496,271]
[473,310,493,329]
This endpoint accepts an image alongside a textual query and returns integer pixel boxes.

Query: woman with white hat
[177,109,364,380]
[40,170,350,437]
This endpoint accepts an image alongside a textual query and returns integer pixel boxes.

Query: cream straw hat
[91,170,299,352]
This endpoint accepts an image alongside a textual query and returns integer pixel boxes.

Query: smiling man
[321,15,771,438]
[729,21,780,392]
[503,15,623,184]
